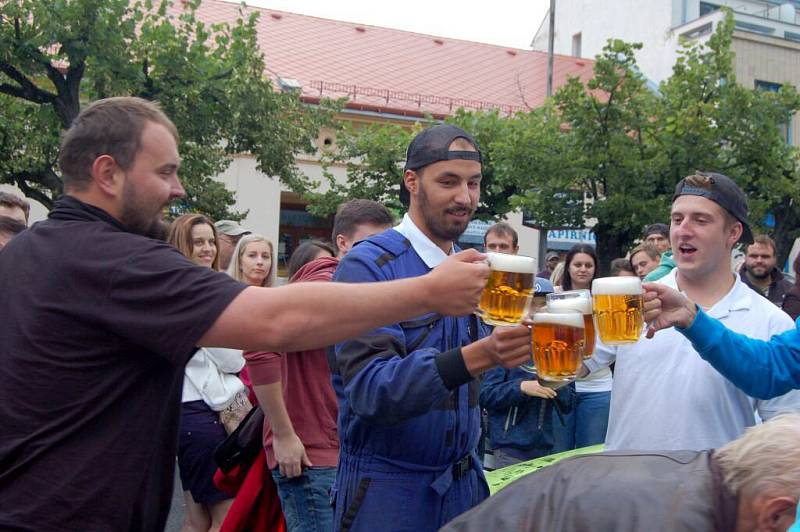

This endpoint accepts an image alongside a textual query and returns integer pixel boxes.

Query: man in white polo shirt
[586,172,800,451]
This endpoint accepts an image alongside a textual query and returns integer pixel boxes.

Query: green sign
[486,445,604,495]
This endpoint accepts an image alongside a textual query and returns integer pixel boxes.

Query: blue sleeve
[680,308,800,399]
[480,368,530,411]
[333,249,473,426]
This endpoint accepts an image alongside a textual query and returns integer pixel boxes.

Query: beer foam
[547,294,592,314]
[531,312,584,328]
[487,252,536,274]
[592,276,642,295]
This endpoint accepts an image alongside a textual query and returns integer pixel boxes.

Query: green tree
[304,109,522,220]
[505,40,665,270]
[0,0,334,220]
[507,11,800,269]
[654,10,800,265]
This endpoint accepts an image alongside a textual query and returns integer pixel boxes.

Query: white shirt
[394,213,453,268]
[182,347,246,410]
[593,269,799,451]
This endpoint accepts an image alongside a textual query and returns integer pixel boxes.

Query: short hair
[0,192,30,222]
[561,243,598,291]
[748,234,777,256]
[287,240,336,280]
[0,215,27,238]
[484,222,518,248]
[643,223,669,239]
[716,413,800,497]
[226,233,275,287]
[58,97,179,191]
[167,213,220,271]
[629,243,660,269]
[331,199,394,244]
[610,257,635,276]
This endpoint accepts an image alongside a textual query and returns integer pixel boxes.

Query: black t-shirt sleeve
[101,242,247,364]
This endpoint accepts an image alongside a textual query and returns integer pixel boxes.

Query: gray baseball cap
[214,220,250,237]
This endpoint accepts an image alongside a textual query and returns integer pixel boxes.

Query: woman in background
[286,240,335,280]
[552,244,610,452]
[227,233,276,288]
[168,214,245,532]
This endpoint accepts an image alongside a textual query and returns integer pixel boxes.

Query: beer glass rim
[531,310,584,328]
[591,276,642,295]
[485,252,536,274]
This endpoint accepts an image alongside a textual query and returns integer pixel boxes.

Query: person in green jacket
[642,222,675,282]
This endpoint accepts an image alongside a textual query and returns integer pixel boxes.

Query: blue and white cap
[535,276,554,295]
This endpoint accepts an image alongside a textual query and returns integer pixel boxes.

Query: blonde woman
[167,214,244,532]
[226,233,275,288]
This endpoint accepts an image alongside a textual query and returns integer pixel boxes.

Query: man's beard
[120,182,169,240]
[746,265,771,280]
[418,183,474,243]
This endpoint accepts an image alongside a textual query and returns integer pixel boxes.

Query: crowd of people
[0,96,799,532]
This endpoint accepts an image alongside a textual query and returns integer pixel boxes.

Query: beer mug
[476,252,537,327]
[531,310,585,386]
[546,289,595,358]
[591,277,644,345]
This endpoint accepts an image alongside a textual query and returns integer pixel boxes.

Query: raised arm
[199,249,490,353]
[644,282,800,399]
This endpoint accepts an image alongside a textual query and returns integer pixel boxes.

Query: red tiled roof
[185,0,595,118]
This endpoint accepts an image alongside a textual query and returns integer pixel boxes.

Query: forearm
[252,382,295,437]
[200,279,434,352]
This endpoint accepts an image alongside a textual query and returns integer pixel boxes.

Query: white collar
[394,213,454,268]
[662,269,752,319]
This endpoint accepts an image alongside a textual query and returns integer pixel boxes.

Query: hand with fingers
[520,379,557,399]
[642,282,697,338]
[425,249,490,317]
[273,431,312,479]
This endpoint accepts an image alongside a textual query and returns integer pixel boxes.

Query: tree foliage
[0,0,335,220]
[298,10,800,268]
[304,109,521,220]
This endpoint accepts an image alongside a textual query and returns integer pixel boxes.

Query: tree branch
[0,60,57,104]
[4,167,62,208]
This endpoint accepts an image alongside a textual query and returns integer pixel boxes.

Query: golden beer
[531,312,585,383]
[477,253,536,327]
[592,277,644,345]
[546,289,595,358]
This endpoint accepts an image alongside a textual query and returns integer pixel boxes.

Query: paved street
[165,462,185,532]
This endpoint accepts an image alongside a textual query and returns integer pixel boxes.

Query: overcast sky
[237,0,551,49]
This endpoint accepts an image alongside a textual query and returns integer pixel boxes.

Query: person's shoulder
[343,229,414,264]
[739,282,795,327]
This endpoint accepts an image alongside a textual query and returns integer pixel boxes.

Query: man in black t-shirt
[0,97,508,531]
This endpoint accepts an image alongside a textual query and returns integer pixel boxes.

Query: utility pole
[546,0,555,97]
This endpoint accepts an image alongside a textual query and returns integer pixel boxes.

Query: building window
[755,80,793,144]
[699,2,719,17]
[572,32,582,57]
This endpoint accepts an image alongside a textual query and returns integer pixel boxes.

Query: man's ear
[335,234,348,256]
[91,155,123,198]
[755,496,796,531]
[728,221,744,248]
[404,169,419,197]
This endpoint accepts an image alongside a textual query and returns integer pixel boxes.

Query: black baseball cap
[643,223,669,239]
[400,124,482,205]
[672,171,752,243]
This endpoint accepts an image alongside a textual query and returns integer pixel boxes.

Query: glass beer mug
[591,277,644,345]
[476,252,537,327]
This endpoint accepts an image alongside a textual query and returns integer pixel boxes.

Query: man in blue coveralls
[330,125,533,531]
